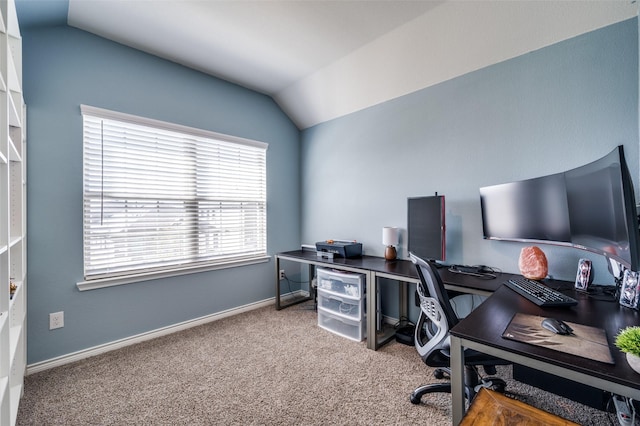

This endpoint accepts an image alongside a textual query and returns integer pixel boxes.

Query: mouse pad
[502,313,614,364]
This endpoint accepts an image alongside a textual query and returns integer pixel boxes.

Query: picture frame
[619,269,640,309]
[574,258,592,292]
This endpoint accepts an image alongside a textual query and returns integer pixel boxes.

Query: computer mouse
[541,318,573,335]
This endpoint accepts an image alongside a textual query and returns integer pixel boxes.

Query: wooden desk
[450,285,640,425]
[275,250,507,350]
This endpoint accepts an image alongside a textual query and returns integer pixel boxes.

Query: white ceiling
[70,1,442,95]
[34,1,640,128]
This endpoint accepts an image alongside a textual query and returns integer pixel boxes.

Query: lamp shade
[382,227,399,246]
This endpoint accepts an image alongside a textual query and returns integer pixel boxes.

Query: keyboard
[504,277,578,307]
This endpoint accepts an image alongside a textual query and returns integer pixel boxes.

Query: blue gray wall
[23,26,301,364]
[301,18,639,303]
[23,18,639,363]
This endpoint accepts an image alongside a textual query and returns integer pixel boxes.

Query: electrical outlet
[49,311,64,330]
[279,269,285,280]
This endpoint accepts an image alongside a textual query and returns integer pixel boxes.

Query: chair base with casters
[408,253,509,406]
[409,364,507,405]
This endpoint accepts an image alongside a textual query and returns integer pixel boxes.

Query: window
[81,105,267,285]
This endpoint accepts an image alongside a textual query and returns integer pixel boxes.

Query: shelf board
[0,310,7,332]
[6,0,20,39]
[7,51,20,93]
[8,93,20,128]
[9,324,22,362]
[0,11,6,34]
[0,244,7,255]
[8,235,20,248]
[8,280,21,309]
[0,377,7,403]
[10,383,22,424]
[8,139,20,162]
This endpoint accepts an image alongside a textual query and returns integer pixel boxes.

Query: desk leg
[275,256,282,310]
[275,256,315,310]
[399,281,408,321]
[309,264,316,308]
[450,335,465,425]
[367,271,377,350]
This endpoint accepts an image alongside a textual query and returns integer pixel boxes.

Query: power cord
[393,316,416,346]
[585,285,619,302]
[393,316,415,330]
[338,302,356,315]
[448,264,501,280]
[280,272,315,310]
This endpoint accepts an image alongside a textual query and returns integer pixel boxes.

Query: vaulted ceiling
[16,0,638,129]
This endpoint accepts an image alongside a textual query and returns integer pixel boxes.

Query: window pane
[82,106,267,280]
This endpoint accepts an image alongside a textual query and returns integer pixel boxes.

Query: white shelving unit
[0,0,24,424]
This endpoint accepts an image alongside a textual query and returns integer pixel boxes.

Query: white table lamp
[382,227,399,260]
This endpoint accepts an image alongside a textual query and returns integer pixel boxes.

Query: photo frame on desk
[574,258,592,292]
[619,269,640,309]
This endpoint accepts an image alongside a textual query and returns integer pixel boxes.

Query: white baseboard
[382,314,399,326]
[26,295,290,375]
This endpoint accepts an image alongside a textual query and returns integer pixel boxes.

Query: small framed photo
[619,269,640,310]
[574,258,592,292]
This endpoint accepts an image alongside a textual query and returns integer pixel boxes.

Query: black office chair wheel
[478,377,506,394]
[409,382,453,405]
[490,379,506,393]
[493,382,506,393]
[483,365,497,375]
[433,369,447,379]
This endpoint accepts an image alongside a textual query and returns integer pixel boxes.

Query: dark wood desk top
[277,249,417,276]
[276,250,511,293]
[451,285,640,391]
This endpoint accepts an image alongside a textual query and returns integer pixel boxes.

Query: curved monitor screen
[479,146,639,271]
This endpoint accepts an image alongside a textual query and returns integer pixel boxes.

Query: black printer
[315,240,362,258]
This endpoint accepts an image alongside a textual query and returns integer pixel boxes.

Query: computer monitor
[408,195,446,262]
[480,146,640,272]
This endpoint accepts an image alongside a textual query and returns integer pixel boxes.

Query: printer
[315,240,362,258]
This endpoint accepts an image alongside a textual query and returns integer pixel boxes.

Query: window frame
[77,105,269,291]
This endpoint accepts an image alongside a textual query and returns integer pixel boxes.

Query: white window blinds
[82,105,267,281]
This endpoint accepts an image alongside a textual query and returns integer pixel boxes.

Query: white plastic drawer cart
[316,268,366,342]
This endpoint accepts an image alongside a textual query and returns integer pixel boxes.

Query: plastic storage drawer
[317,308,366,342]
[316,268,365,300]
[317,290,364,321]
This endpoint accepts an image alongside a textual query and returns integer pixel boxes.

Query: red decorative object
[518,246,548,280]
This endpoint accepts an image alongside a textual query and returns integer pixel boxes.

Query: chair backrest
[410,253,459,328]
[410,252,460,363]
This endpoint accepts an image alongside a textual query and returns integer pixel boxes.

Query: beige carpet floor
[17,301,617,425]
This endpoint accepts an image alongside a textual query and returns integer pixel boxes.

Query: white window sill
[76,256,271,291]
